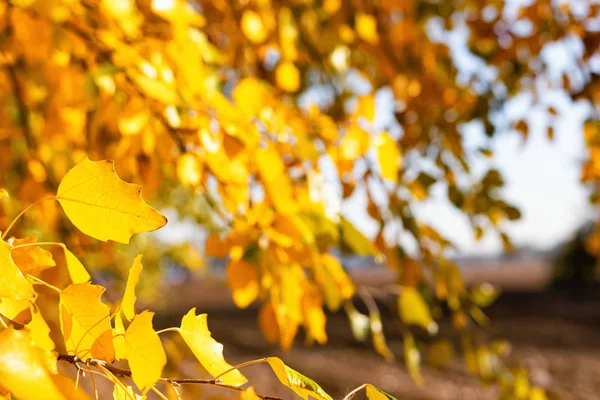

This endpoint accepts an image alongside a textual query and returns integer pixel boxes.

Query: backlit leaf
[124,311,166,393]
[241,10,268,43]
[365,384,397,400]
[267,357,333,400]
[404,333,423,385]
[178,308,247,386]
[0,328,67,400]
[276,62,300,93]
[0,240,35,300]
[122,254,143,321]
[10,237,56,275]
[56,158,167,243]
[63,248,91,284]
[59,282,114,361]
[226,259,259,309]
[26,305,55,351]
[398,287,437,334]
[340,217,378,256]
[373,132,401,183]
[113,384,142,400]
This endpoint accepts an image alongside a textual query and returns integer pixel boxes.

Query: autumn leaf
[0,240,35,300]
[59,282,114,361]
[0,298,31,325]
[62,248,91,284]
[365,384,397,400]
[178,308,247,386]
[124,311,166,393]
[0,328,67,400]
[0,189,7,199]
[372,132,401,183]
[267,357,333,400]
[113,312,126,361]
[398,287,437,334]
[56,158,167,244]
[10,237,56,275]
[122,254,143,321]
[113,385,142,400]
[26,305,55,351]
[226,259,259,309]
[276,61,301,93]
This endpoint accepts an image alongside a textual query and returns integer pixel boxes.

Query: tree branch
[57,354,283,400]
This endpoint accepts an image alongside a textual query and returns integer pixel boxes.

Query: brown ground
[148,262,600,400]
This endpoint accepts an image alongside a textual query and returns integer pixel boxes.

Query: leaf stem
[1,197,57,240]
[11,241,66,251]
[155,327,180,335]
[341,384,367,400]
[211,358,269,383]
[27,274,61,293]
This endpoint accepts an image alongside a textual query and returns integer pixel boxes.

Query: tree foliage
[0,0,598,398]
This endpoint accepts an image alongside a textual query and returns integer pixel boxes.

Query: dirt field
[150,263,600,400]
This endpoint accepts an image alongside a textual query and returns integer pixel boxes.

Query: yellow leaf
[365,384,397,400]
[241,386,261,400]
[113,312,126,361]
[128,70,180,105]
[266,357,333,400]
[241,10,268,44]
[113,385,143,400]
[226,259,259,309]
[255,147,295,213]
[178,308,247,386]
[176,153,203,186]
[316,253,355,311]
[356,13,379,44]
[63,248,91,284]
[403,333,423,385]
[59,282,114,361]
[275,62,300,93]
[205,234,231,258]
[340,217,378,256]
[122,254,143,321]
[0,298,31,324]
[125,311,166,393]
[426,340,454,369]
[398,287,437,334]
[371,312,394,361]
[26,305,55,351]
[302,283,327,344]
[373,132,401,182]
[259,301,280,344]
[0,328,67,400]
[0,189,7,199]
[10,237,56,275]
[56,158,167,243]
[0,240,35,300]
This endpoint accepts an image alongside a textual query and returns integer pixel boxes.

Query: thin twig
[58,354,283,400]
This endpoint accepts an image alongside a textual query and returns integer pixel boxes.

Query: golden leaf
[371,312,394,361]
[0,328,67,400]
[226,259,259,309]
[373,132,401,183]
[113,312,126,361]
[356,13,379,44]
[241,10,268,44]
[0,189,7,199]
[176,153,203,186]
[398,287,437,334]
[56,158,167,243]
[315,253,355,311]
[403,333,423,385]
[26,305,55,351]
[178,308,247,386]
[59,282,115,361]
[10,237,56,275]
[113,385,142,400]
[241,387,261,400]
[275,62,301,93]
[365,384,397,400]
[63,248,91,284]
[122,254,143,321]
[124,311,166,393]
[128,70,180,105]
[302,283,327,344]
[267,357,333,400]
[0,240,35,300]
[255,147,295,213]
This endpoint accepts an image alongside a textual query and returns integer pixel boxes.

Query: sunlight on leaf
[267,357,333,400]
[56,158,167,244]
[178,308,247,386]
[59,282,114,361]
[365,384,397,400]
[398,287,437,334]
[122,254,143,321]
[125,311,166,393]
[0,240,35,300]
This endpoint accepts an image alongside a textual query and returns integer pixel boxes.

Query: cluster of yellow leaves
[0,158,393,400]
